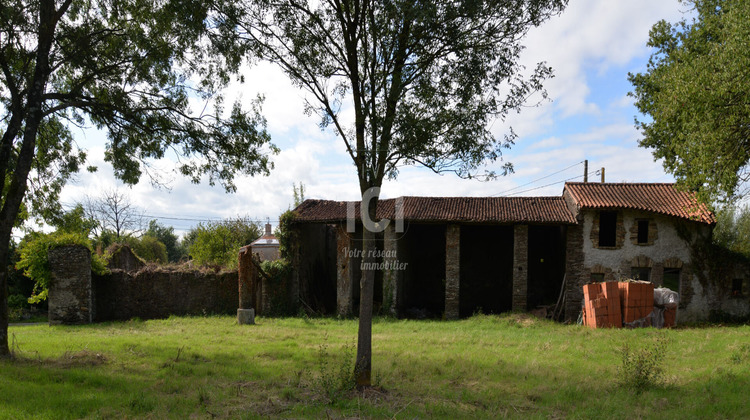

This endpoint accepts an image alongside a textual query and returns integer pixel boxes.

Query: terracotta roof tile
[293,196,577,224]
[564,182,715,224]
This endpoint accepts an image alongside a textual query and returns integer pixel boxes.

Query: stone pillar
[513,225,529,311]
[445,224,460,320]
[48,245,93,325]
[564,224,585,321]
[237,245,255,324]
[383,223,403,316]
[336,224,354,316]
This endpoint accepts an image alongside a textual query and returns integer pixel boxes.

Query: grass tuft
[617,334,668,392]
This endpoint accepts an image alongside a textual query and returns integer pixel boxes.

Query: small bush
[316,340,356,403]
[188,217,261,269]
[617,335,668,392]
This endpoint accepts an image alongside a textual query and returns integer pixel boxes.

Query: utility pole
[583,160,588,183]
[601,167,605,183]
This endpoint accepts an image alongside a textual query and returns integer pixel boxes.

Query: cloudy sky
[58,0,692,237]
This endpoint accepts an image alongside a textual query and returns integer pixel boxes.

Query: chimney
[265,223,272,236]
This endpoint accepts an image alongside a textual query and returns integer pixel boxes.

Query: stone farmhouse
[289,182,750,323]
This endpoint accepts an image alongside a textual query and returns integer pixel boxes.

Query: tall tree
[84,189,144,239]
[629,0,750,204]
[146,219,184,262]
[231,0,567,386]
[0,0,276,357]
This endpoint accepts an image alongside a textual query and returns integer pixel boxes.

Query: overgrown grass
[1,314,749,418]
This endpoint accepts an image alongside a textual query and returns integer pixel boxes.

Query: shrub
[7,294,28,309]
[316,340,356,403]
[129,234,168,263]
[188,217,261,269]
[617,335,668,392]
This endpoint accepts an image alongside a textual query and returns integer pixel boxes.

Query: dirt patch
[52,350,108,368]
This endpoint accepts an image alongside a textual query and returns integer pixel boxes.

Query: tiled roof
[293,196,577,224]
[563,182,715,224]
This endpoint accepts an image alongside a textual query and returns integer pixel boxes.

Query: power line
[504,169,601,196]
[491,160,585,197]
[59,202,279,225]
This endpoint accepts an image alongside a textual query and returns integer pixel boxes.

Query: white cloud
[52,1,688,237]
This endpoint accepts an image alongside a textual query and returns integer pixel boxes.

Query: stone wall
[93,267,238,321]
[512,225,529,311]
[564,224,585,321]
[444,224,460,320]
[48,245,92,325]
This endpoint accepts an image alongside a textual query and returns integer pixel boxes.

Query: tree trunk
[0,249,8,358]
[355,193,378,387]
[0,0,59,358]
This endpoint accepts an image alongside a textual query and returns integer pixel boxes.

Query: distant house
[250,223,280,261]
[288,182,749,323]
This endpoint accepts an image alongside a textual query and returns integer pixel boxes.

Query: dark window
[631,267,651,282]
[637,220,649,244]
[732,279,743,297]
[664,268,680,291]
[591,273,605,283]
[599,211,617,247]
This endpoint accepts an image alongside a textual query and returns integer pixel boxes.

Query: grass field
[2,314,749,419]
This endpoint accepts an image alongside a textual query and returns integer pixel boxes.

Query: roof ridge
[565,182,676,186]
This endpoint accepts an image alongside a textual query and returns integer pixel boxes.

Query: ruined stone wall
[48,245,92,325]
[93,267,238,321]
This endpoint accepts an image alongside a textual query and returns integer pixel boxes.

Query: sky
[57,0,693,237]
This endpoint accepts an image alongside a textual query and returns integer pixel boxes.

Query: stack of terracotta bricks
[618,281,655,326]
[582,282,622,328]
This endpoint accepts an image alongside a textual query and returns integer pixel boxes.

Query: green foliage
[316,340,356,404]
[15,231,109,304]
[7,294,27,310]
[92,229,119,253]
[629,0,750,203]
[48,204,98,237]
[277,210,297,260]
[712,205,750,259]
[129,235,168,264]
[146,220,186,262]
[188,217,261,269]
[292,182,306,208]
[617,335,668,393]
